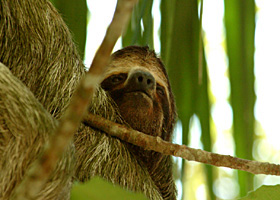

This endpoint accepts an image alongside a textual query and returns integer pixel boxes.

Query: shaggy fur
[102,46,177,199]
[0,0,176,199]
[0,63,75,199]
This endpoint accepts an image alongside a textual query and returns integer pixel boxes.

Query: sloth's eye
[101,73,127,91]
[110,73,127,84]
[111,75,124,83]
[156,85,165,96]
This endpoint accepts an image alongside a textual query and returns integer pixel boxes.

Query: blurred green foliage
[122,0,154,48]
[224,0,256,196]
[71,177,147,200]
[240,185,280,200]
[51,0,87,59]
[160,0,213,199]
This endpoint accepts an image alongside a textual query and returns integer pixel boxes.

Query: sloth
[75,46,178,200]
[0,0,177,199]
[102,46,176,141]
[100,46,177,199]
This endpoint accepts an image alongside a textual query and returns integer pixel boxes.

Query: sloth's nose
[129,71,155,91]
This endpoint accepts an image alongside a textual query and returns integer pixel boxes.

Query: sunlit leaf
[71,177,147,200]
[240,185,280,200]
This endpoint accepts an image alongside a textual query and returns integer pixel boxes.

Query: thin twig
[11,0,138,199]
[84,114,280,176]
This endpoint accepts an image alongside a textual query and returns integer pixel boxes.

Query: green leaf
[161,0,213,198]
[71,177,147,200]
[240,185,280,200]
[160,0,175,65]
[52,0,88,58]
[122,0,145,47]
[122,0,154,48]
[122,15,134,47]
[224,0,256,196]
[142,0,154,49]
[197,50,214,200]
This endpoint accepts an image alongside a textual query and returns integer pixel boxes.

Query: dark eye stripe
[101,73,127,91]
[111,74,125,83]
[156,84,166,96]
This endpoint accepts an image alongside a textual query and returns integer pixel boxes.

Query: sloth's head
[101,46,176,141]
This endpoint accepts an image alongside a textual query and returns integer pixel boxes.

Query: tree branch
[11,0,138,199]
[84,114,280,176]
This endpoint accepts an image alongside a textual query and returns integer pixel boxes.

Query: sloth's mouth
[127,90,152,99]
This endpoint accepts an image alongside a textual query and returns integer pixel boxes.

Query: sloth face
[101,46,176,141]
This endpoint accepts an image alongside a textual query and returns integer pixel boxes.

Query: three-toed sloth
[102,46,176,141]
[76,46,178,200]
[101,46,177,198]
[0,1,177,199]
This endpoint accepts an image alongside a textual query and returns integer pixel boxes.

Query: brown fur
[108,46,177,141]
[103,46,177,199]
[0,63,75,200]
[0,0,176,199]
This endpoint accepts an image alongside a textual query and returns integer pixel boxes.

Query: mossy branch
[11,0,138,199]
[84,113,280,176]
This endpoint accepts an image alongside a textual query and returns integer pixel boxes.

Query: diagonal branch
[84,113,280,176]
[11,0,138,199]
